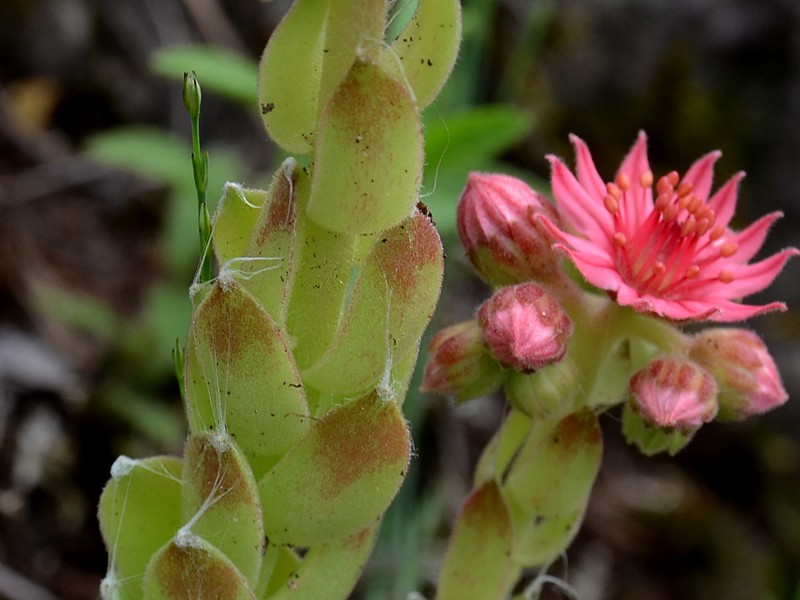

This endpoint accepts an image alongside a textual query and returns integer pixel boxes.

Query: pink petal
[617,131,653,226]
[682,151,722,202]
[548,155,613,239]
[706,299,788,323]
[569,134,606,200]
[729,211,783,263]
[707,172,745,229]
[719,248,800,297]
[554,245,624,291]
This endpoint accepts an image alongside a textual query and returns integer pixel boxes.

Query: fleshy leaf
[267,523,380,599]
[502,409,602,566]
[184,279,310,479]
[181,433,264,586]
[99,456,183,600]
[436,481,517,600]
[254,545,302,599]
[381,0,462,108]
[239,159,304,325]
[143,535,256,600]
[306,60,424,234]
[258,0,328,153]
[213,183,267,267]
[302,208,444,397]
[258,391,410,546]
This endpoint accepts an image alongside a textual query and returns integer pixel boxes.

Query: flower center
[602,169,738,297]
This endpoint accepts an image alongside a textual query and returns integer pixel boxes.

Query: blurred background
[0,0,798,599]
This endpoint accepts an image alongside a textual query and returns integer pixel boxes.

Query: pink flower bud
[478,283,572,372]
[629,357,718,430]
[421,319,506,402]
[689,328,788,419]
[457,172,563,286]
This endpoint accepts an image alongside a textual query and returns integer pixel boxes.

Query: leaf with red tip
[436,481,517,600]
[258,391,410,546]
[181,433,264,587]
[302,208,443,397]
[143,535,256,600]
[307,60,423,234]
[184,280,310,480]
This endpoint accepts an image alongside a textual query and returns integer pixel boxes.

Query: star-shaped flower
[540,132,798,322]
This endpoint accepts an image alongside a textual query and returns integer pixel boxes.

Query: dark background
[0,1,798,599]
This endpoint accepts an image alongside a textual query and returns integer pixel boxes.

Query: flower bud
[182,71,201,118]
[630,357,718,429]
[421,319,506,402]
[689,328,788,420]
[478,283,572,373]
[623,357,717,455]
[457,172,563,286]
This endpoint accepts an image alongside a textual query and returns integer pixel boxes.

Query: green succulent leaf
[258,391,410,546]
[184,280,310,479]
[381,0,462,109]
[181,433,264,586]
[258,0,328,154]
[267,522,380,600]
[502,409,603,566]
[436,481,517,600]
[99,456,183,600]
[301,207,443,397]
[306,60,424,234]
[142,535,256,600]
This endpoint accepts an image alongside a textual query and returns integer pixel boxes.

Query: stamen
[718,270,735,284]
[613,232,627,246]
[663,204,680,222]
[639,170,654,188]
[656,176,673,195]
[685,265,700,278]
[604,194,620,214]
[695,218,711,236]
[655,192,670,211]
[720,242,738,258]
[687,195,702,214]
[680,216,697,237]
[606,182,622,200]
[676,181,693,197]
[667,171,680,187]
[616,172,630,191]
[709,225,725,241]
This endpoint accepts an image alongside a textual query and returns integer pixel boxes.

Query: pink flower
[689,328,788,419]
[478,283,572,372]
[457,173,563,286]
[540,132,798,322]
[629,357,718,430]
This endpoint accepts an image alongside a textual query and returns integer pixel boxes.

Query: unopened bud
[689,328,788,420]
[457,173,563,286]
[478,283,572,372]
[624,357,717,455]
[421,319,506,402]
[183,71,201,118]
[505,357,581,419]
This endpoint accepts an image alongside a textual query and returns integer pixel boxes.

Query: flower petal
[569,134,606,200]
[706,299,787,323]
[548,155,613,239]
[718,248,799,297]
[729,211,782,263]
[617,131,653,226]
[682,150,722,203]
[708,171,745,229]
[553,245,623,291]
